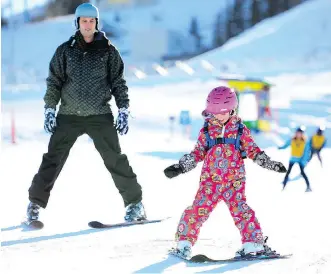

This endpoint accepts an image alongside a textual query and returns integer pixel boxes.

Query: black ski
[22,220,44,230]
[169,248,292,263]
[88,217,170,229]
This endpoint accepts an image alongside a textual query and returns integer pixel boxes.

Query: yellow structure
[227,80,269,92]
[218,77,273,132]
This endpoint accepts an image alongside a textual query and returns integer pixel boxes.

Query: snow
[1,72,331,273]
[2,0,331,273]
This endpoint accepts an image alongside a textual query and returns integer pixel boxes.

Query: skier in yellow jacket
[309,126,327,166]
[278,126,311,192]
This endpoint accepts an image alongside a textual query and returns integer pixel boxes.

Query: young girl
[164,86,287,259]
[279,126,312,191]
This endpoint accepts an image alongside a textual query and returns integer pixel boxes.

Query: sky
[1,0,47,16]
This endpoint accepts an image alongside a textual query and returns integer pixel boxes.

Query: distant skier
[278,126,311,192]
[309,126,327,166]
[164,86,287,260]
[25,3,146,224]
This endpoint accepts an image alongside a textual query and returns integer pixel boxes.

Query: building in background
[129,28,195,65]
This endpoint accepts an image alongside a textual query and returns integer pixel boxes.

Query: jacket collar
[69,31,111,51]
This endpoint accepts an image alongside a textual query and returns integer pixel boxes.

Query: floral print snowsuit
[176,115,264,245]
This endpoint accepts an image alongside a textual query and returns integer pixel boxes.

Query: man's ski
[22,219,44,230]
[88,217,170,229]
[169,248,292,263]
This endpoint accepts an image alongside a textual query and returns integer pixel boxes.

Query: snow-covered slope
[183,0,331,76]
[2,76,331,273]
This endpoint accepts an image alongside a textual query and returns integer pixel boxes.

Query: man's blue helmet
[75,3,99,29]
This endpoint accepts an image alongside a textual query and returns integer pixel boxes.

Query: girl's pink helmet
[202,86,238,116]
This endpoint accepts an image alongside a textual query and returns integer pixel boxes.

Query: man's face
[79,17,96,37]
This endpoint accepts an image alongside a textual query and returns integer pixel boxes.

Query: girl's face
[214,112,230,124]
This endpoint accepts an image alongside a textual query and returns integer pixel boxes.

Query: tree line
[190,0,306,52]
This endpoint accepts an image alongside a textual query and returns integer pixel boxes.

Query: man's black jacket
[44,31,129,116]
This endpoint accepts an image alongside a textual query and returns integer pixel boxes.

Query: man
[26,3,146,224]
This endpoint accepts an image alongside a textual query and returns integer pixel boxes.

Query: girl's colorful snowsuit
[176,115,264,245]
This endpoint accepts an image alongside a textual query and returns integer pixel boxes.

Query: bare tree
[281,0,291,11]
[251,0,262,26]
[224,1,233,40]
[189,17,202,51]
[267,0,281,17]
[230,0,244,37]
[213,12,225,48]
[289,0,303,8]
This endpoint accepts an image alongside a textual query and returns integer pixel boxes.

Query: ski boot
[27,202,40,221]
[235,237,277,258]
[169,240,192,260]
[24,202,44,228]
[124,201,147,222]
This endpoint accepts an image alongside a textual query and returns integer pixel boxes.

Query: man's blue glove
[115,107,129,135]
[44,108,57,134]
